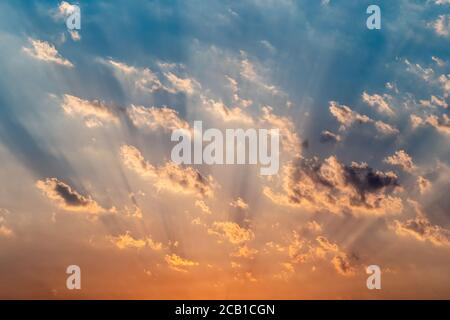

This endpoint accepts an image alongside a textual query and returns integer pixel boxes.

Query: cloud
[203,98,254,125]
[438,74,450,97]
[23,38,73,67]
[374,121,399,135]
[231,245,258,259]
[56,1,78,18]
[106,59,201,96]
[240,56,280,95]
[264,156,402,216]
[329,101,371,129]
[165,254,199,272]
[163,71,201,95]
[261,106,301,156]
[320,130,341,144]
[405,60,450,98]
[195,200,212,215]
[0,210,13,238]
[429,15,450,37]
[120,145,215,197]
[229,197,249,210]
[362,92,395,116]
[412,114,450,135]
[270,232,357,277]
[393,202,450,248]
[384,150,416,173]
[427,114,450,135]
[331,255,356,276]
[316,236,356,276]
[329,101,398,136]
[127,105,189,132]
[36,178,105,214]
[432,56,446,67]
[419,95,448,109]
[417,176,432,194]
[208,221,254,244]
[107,59,163,93]
[110,231,163,250]
[225,76,253,108]
[405,59,435,82]
[69,30,81,42]
[61,94,119,127]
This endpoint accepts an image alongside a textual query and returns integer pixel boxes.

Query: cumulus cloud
[419,95,448,109]
[329,101,371,130]
[120,145,215,197]
[417,176,432,194]
[432,56,446,67]
[405,60,450,98]
[106,59,202,96]
[264,156,402,216]
[329,101,398,136]
[362,92,395,116]
[107,59,163,93]
[0,210,13,238]
[261,106,301,156]
[127,105,189,132]
[55,1,78,18]
[393,202,450,248]
[320,130,341,144]
[195,200,212,215]
[226,76,253,108]
[163,71,201,95]
[23,38,73,67]
[405,59,435,82]
[438,74,450,97]
[240,56,280,95]
[110,231,162,250]
[316,236,356,276]
[384,150,415,173]
[268,232,357,277]
[165,254,199,272]
[36,178,105,214]
[412,113,450,135]
[69,30,81,42]
[61,94,119,127]
[231,245,258,259]
[429,15,450,37]
[208,221,254,244]
[203,98,254,125]
[229,197,249,210]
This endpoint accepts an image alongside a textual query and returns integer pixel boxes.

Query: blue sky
[0,0,449,298]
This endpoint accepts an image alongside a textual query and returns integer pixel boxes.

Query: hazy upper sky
[0,0,449,299]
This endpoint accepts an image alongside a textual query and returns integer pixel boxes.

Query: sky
[0,0,449,299]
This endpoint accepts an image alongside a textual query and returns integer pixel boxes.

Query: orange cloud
[36,178,106,214]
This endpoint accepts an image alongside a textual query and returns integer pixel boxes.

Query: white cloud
[23,38,73,67]
[120,145,216,197]
[61,94,119,127]
[384,150,416,173]
[362,91,395,116]
[127,105,189,132]
[430,15,450,37]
